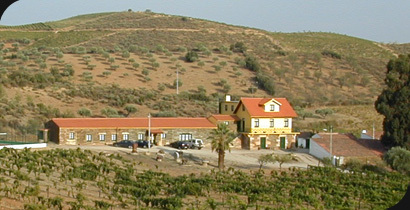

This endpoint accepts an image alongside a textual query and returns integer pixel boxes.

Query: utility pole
[330,125,333,163]
[148,113,151,151]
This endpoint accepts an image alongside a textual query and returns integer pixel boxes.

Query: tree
[78,108,92,117]
[384,147,410,175]
[375,55,410,149]
[185,50,198,62]
[274,154,293,170]
[124,104,138,117]
[257,154,276,170]
[208,123,236,169]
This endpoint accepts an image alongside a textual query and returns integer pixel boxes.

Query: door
[260,137,266,149]
[280,137,286,149]
[306,139,310,149]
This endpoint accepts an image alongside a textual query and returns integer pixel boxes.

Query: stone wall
[54,127,215,146]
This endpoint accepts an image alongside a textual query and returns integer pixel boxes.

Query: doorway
[280,137,286,149]
[260,137,266,149]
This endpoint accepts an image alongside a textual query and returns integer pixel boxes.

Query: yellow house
[233,97,299,150]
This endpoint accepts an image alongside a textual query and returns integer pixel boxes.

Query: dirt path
[47,143,321,170]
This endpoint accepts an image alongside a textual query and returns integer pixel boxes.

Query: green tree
[78,108,92,117]
[375,55,410,149]
[257,154,276,170]
[384,147,410,175]
[208,123,236,169]
[274,154,293,170]
[185,50,198,62]
[124,104,138,117]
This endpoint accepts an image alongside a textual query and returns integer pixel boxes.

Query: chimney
[225,94,231,102]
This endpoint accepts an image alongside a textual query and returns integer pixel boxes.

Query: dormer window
[270,104,275,111]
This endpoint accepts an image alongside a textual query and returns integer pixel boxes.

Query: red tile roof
[209,114,240,121]
[51,118,217,129]
[312,133,382,157]
[234,98,297,118]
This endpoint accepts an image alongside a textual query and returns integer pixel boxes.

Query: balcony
[241,127,294,135]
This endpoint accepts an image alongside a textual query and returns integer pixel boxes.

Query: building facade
[46,118,216,146]
[231,97,299,150]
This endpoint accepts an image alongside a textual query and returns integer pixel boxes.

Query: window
[270,104,275,111]
[123,133,129,140]
[270,119,274,127]
[161,133,166,139]
[138,133,144,140]
[255,119,259,127]
[99,134,106,141]
[224,105,228,111]
[224,121,229,125]
[179,133,192,141]
[284,119,289,127]
[69,132,75,139]
[111,134,117,141]
[231,105,234,111]
[242,105,245,111]
[86,134,92,142]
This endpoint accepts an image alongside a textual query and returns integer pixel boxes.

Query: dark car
[136,140,151,148]
[113,140,137,148]
[170,141,193,149]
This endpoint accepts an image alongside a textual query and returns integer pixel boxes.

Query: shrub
[78,107,92,117]
[185,50,198,62]
[256,73,275,95]
[384,147,410,175]
[321,50,342,59]
[230,42,247,53]
[244,55,261,72]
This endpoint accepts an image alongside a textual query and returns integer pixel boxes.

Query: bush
[185,50,198,62]
[321,50,342,59]
[384,147,410,175]
[256,73,275,95]
[244,55,261,72]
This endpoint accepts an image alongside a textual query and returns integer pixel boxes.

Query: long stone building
[46,96,299,149]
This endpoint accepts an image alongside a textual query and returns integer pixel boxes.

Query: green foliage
[257,154,276,170]
[255,73,275,95]
[384,147,410,175]
[208,123,236,169]
[321,50,342,59]
[274,154,293,170]
[375,55,410,149]
[124,104,138,116]
[78,107,92,117]
[100,107,118,117]
[244,55,261,72]
[315,108,334,118]
[230,42,247,53]
[185,50,199,62]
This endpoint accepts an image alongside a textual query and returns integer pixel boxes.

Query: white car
[189,139,204,150]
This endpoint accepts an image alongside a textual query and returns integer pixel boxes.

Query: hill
[0,11,409,138]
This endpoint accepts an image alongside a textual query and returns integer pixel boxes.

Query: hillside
[0,11,409,138]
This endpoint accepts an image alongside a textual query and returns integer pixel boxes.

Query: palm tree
[208,123,236,169]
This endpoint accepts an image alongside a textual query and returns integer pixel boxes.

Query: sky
[1,0,409,43]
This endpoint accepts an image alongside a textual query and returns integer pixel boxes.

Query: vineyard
[0,148,406,209]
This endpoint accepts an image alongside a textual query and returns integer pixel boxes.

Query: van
[189,139,204,150]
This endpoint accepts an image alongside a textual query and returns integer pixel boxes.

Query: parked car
[136,140,151,148]
[113,140,137,148]
[189,139,204,150]
[170,140,193,149]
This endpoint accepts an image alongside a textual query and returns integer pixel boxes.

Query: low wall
[0,143,47,150]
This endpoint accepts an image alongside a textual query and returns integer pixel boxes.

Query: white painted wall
[309,139,330,160]
[297,137,306,148]
[252,118,291,129]
[0,143,47,150]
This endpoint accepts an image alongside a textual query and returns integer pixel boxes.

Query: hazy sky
[2,0,409,43]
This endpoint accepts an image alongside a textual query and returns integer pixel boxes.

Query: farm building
[46,117,216,146]
[309,133,384,166]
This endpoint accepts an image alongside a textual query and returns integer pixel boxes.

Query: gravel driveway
[47,142,322,170]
